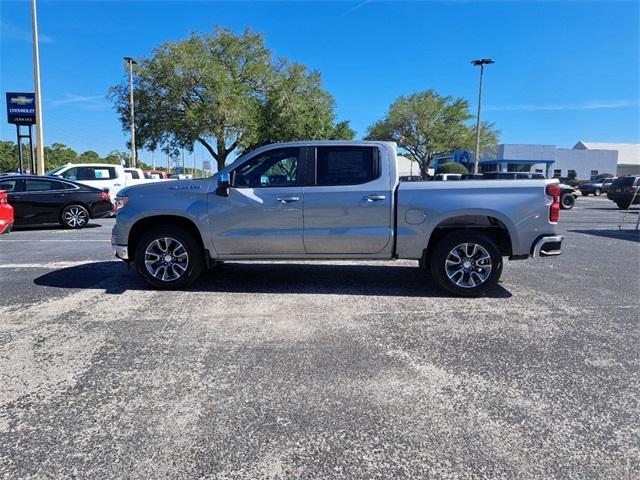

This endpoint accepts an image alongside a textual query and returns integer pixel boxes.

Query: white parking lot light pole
[31,0,45,175]
[124,57,137,168]
[471,58,494,174]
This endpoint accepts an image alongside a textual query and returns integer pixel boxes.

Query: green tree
[77,150,101,163]
[43,143,78,169]
[0,141,31,173]
[253,62,355,149]
[436,162,469,175]
[365,90,499,175]
[103,150,129,165]
[109,27,353,172]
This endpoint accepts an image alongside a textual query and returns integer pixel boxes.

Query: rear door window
[315,147,378,186]
[0,179,19,192]
[25,179,56,191]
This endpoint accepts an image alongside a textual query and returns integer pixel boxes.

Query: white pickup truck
[111,141,564,296]
[47,163,130,198]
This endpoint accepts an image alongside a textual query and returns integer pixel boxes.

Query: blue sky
[1,0,639,168]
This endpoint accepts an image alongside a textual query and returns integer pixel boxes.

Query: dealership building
[433,141,640,180]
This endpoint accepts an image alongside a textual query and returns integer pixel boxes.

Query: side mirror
[216,173,231,196]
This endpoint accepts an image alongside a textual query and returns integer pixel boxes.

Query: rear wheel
[560,192,575,209]
[60,204,89,229]
[616,200,631,210]
[135,226,204,289]
[429,231,503,297]
[594,188,602,196]
[581,192,589,197]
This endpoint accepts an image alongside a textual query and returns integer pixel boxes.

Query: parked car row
[0,175,113,229]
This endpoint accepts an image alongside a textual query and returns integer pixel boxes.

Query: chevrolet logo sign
[10,95,34,105]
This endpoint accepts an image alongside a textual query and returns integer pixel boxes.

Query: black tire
[60,204,90,229]
[581,192,589,197]
[429,231,503,297]
[594,188,601,196]
[135,225,204,290]
[560,192,575,210]
[616,201,631,210]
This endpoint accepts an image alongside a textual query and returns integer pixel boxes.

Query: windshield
[46,166,66,176]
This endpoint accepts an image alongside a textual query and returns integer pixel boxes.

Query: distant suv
[580,177,614,196]
[607,176,640,209]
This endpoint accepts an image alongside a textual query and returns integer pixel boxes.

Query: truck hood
[118,178,214,198]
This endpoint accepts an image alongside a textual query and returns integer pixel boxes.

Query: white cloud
[1,22,53,44]
[486,99,640,112]
[50,94,108,109]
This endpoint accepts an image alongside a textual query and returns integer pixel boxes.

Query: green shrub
[436,162,469,175]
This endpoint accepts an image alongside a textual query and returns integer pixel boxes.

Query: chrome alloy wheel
[445,242,492,289]
[63,206,88,228]
[144,237,189,282]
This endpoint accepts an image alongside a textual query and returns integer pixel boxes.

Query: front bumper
[111,234,129,260]
[532,235,564,258]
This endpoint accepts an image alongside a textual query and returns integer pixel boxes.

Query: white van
[47,163,129,198]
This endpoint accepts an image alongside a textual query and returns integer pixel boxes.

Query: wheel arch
[422,214,514,266]
[128,215,208,264]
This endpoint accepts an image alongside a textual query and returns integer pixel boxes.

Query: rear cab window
[315,146,379,186]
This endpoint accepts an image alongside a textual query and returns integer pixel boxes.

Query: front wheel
[61,204,89,229]
[135,226,204,290]
[560,192,576,209]
[616,201,631,210]
[429,231,503,297]
[594,188,602,196]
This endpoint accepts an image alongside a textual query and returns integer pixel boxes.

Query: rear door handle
[276,196,300,203]
[363,194,386,202]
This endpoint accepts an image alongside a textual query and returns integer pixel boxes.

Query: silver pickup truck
[111,141,563,296]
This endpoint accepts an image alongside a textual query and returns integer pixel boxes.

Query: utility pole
[31,0,45,174]
[124,57,137,167]
[471,58,494,174]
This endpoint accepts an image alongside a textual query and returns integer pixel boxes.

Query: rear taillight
[0,191,6,204]
[546,184,560,222]
[100,191,110,201]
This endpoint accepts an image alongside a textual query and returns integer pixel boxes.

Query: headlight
[114,196,128,212]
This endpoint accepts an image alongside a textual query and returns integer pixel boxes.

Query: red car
[0,189,14,234]
[143,170,170,180]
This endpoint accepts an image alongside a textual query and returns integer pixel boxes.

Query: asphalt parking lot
[0,196,638,479]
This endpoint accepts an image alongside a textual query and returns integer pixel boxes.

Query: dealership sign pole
[31,0,45,175]
[6,92,37,174]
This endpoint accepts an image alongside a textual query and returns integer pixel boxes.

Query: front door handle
[276,196,300,203]
[363,194,386,202]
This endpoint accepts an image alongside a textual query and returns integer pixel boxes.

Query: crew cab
[111,141,564,296]
[47,163,129,199]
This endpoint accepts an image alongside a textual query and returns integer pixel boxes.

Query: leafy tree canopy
[109,27,354,171]
[365,89,499,174]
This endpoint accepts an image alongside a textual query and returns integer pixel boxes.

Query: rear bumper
[532,235,564,258]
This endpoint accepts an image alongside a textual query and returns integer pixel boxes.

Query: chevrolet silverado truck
[111,141,564,296]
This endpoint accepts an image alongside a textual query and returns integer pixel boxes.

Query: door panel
[303,146,393,254]
[210,187,304,255]
[209,147,305,256]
